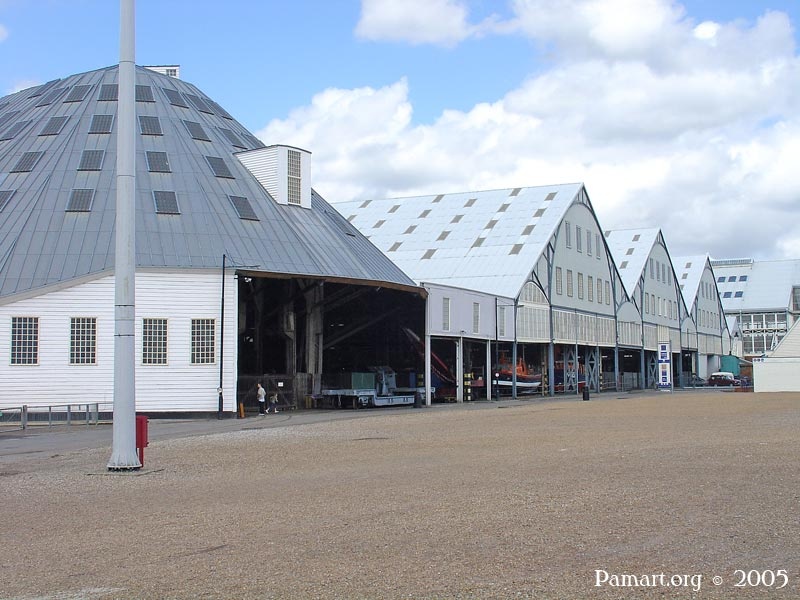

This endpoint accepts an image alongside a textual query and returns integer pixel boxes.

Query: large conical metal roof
[0,65,417,299]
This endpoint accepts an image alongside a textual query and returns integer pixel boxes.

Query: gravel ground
[1,391,799,599]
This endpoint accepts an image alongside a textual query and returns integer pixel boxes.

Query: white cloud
[355,0,498,46]
[259,1,800,260]
[0,24,8,43]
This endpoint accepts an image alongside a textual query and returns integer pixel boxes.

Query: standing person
[268,392,279,414]
[257,383,266,416]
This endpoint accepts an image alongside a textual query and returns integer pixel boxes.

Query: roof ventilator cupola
[235,144,312,209]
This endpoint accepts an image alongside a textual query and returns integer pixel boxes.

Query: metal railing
[0,403,113,430]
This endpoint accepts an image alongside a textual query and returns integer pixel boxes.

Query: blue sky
[1,0,799,260]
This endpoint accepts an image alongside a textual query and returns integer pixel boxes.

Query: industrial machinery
[322,367,417,408]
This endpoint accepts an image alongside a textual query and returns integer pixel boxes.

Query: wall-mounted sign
[658,342,672,390]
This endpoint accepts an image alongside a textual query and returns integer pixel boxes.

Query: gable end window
[442,298,451,332]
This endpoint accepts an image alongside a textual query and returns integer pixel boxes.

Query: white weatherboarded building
[0,66,421,414]
[753,320,800,392]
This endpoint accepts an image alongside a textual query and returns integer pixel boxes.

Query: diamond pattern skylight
[63,85,92,103]
[153,191,180,214]
[98,84,118,101]
[39,116,69,136]
[66,189,94,212]
[139,116,163,135]
[135,85,155,102]
[183,120,211,141]
[78,150,105,171]
[146,151,171,173]
[0,190,15,211]
[89,115,113,134]
[10,151,44,173]
[205,156,234,179]
[162,87,189,107]
[229,195,258,220]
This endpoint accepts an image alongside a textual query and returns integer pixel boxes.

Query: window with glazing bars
[587,230,592,256]
[162,87,189,107]
[287,149,301,205]
[70,317,97,365]
[142,318,168,365]
[191,319,216,364]
[564,222,571,247]
[139,116,162,135]
[11,317,38,365]
[89,114,113,134]
[566,270,573,297]
[183,120,211,141]
[39,116,69,136]
[146,151,171,173]
[498,306,506,337]
[78,150,104,171]
[0,190,15,211]
[577,273,584,299]
[556,267,563,295]
[442,298,451,331]
[472,303,480,334]
[605,281,611,304]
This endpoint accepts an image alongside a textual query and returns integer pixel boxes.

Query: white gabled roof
[603,227,661,296]
[711,258,800,313]
[335,183,584,299]
[673,254,709,307]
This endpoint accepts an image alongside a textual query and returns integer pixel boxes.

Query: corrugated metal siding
[643,324,658,350]
[553,309,575,343]
[517,304,549,341]
[597,316,615,346]
[0,271,237,412]
[618,320,641,347]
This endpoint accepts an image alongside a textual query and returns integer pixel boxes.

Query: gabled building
[711,258,800,358]
[338,184,633,398]
[604,228,692,388]
[0,65,424,413]
[673,255,729,379]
